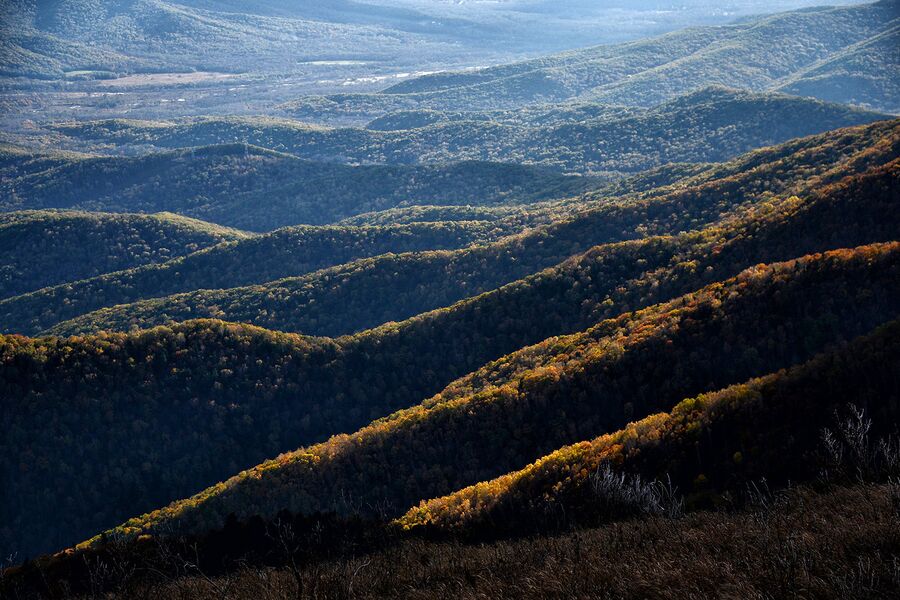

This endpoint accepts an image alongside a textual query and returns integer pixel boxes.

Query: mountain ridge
[398,317,900,533]
[16,118,896,339]
[87,242,900,544]
[285,1,900,119]
[30,88,890,175]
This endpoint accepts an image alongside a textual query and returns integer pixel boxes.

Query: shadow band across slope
[88,242,900,546]
[16,119,898,340]
[2,124,899,559]
[400,318,900,534]
[5,318,899,598]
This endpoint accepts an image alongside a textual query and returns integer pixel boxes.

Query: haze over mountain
[2,0,873,131]
[0,143,596,229]
[284,0,900,121]
[3,0,868,79]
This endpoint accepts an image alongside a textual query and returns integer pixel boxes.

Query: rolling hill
[283,0,900,121]
[3,1,899,597]
[0,209,247,300]
[16,118,896,339]
[0,144,596,230]
[773,23,900,113]
[2,0,849,83]
[35,88,890,174]
[3,153,898,558]
[399,318,900,533]
[0,219,501,332]
[87,242,900,543]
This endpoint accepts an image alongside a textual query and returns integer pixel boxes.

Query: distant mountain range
[284,0,900,119]
[3,0,865,80]
[7,88,889,178]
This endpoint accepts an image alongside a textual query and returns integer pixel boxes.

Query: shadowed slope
[0,209,248,300]
[399,319,900,533]
[90,243,900,544]
[0,144,594,230]
[28,119,899,339]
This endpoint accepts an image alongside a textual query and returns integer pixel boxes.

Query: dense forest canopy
[0,210,248,300]
[12,89,888,175]
[1,119,891,339]
[85,242,900,543]
[399,318,900,533]
[2,115,899,560]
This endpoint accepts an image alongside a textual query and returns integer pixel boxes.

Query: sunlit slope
[399,319,900,534]
[93,243,900,543]
[4,152,897,559]
[28,120,899,339]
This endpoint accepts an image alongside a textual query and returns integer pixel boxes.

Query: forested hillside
[89,243,900,542]
[774,24,900,113]
[0,219,500,333]
[0,145,595,230]
[4,219,899,558]
[2,2,899,596]
[0,210,246,299]
[400,319,900,533]
[2,138,895,559]
[28,89,889,174]
[16,119,896,339]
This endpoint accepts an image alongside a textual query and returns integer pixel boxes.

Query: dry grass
[96,483,900,600]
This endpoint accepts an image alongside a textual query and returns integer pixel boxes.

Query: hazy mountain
[3,0,869,80]
[23,88,888,175]
[0,144,596,229]
[284,1,900,120]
